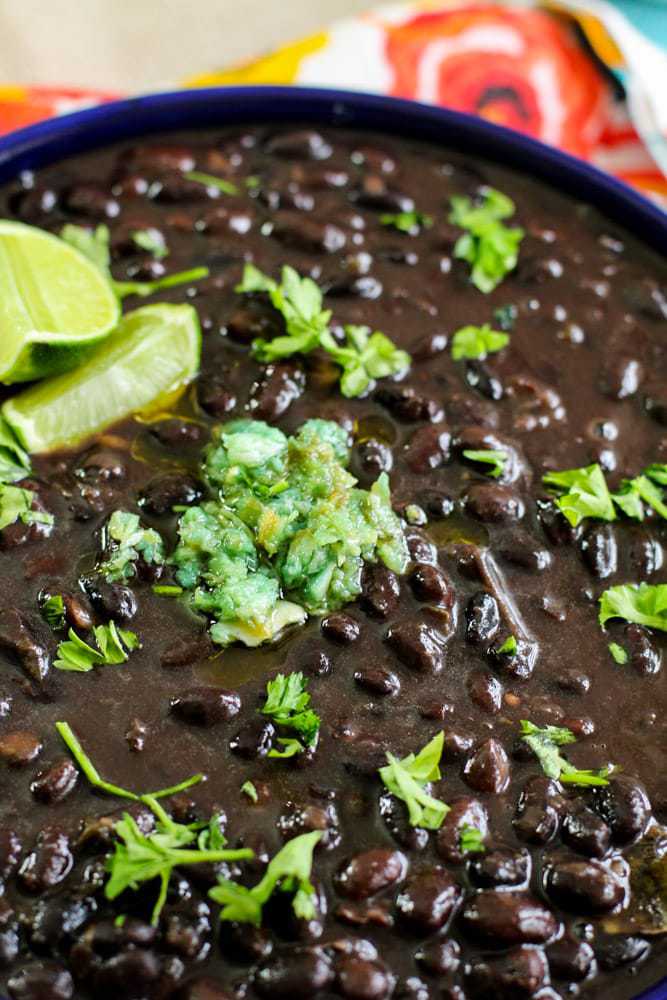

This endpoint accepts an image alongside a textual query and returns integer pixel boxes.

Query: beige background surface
[0,0,371,91]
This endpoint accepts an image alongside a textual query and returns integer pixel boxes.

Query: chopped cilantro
[379,210,433,233]
[599,583,667,632]
[184,170,239,196]
[210,830,321,927]
[493,303,518,331]
[319,324,410,398]
[261,672,320,756]
[60,224,208,298]
[451,323,509,361]
[613,474,667,521]
[449,187,524,293]
[459,825,486,854]
[0,484,53,532]
[172,419,408,646]
[55,721,251,925]
[543,463,615,527]
[379,732,449,830]
[41,594,66,631]
[498,635,518,655]
[54,621,140,672]
[236,264,410,397]
[0,416,31,484]
[609,642,628,665]
[152,584,184,596]
[463,449,508,479]
[101,511,165,583]
[132,229,168,259]
[519,720,609,786]
[241,780,258,802]
[645,464,667,486]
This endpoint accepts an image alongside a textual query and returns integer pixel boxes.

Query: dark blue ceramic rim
[0,85,664,1000]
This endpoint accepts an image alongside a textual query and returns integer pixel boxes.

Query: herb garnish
[609,642,629,665]
[449,187,524,293]
[519,721,610,786]
[0,415,31,483]
[379,732,449,830]
[209,830,321,926]
[261,672,321,758]
[41,594,66,631]
[54,622,140,672]
[498,635,518,655]
[613,471,667,521]
[100,511,165,583]
[599,583,667,633]
[236,264,410,397]
[241,780,258,803]
[459,826,486,854]
[543,463,615,527]
[132,229,168,259]
[56,721,253,924]
[463,449,508,479]
[61,224,208,298]
[0,484,53,532]
[450,323,509,361]
[380,211,433,233]
[184,170,239,196]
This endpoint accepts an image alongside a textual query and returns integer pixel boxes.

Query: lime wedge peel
[2,304,201,454]
[0,220,120,384]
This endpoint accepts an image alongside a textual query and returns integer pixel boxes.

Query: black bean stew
[1,125,666,1000]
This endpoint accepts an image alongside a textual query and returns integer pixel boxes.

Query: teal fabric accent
[610,0,667,50]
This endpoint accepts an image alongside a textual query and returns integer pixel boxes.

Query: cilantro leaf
[237,263,331,362]
[459,825,486,854]
[599,583,667,632]
[319,325,410,398]
[645,464,667,486]
[132,229,168,259]
[380,211,433,233]
[613,474,667,522]
[241,780,258,803]
[493,303,518,331]
[210,830,321,927]
[0,484,53,532]
[101,510,165,582]
[463,449,508,479]
[609,642,628,665]
[184,170,239,196]
[498,635,517,655]
[519,720,609,786]
[54,622,139,672]
[113,266,208,299]
[449,187,524,293]
[261,672,321,754]
[379,732,449,830]
[451,323,509,361]
[41,594,66,631]
[0,416,31,484]
[543,463,615,527]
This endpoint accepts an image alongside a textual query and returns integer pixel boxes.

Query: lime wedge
[2,304,201,453]
[0,220,120,384]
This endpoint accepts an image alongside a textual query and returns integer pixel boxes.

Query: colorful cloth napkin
[0,2,665,207]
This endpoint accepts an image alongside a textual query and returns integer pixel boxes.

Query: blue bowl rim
[0,84,665,1000]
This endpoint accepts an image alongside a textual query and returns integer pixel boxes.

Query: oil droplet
[426,512,489,549]
[354,413,398,445]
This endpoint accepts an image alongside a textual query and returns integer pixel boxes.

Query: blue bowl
[0,85,665,1000]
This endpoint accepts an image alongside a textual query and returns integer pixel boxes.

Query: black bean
[352,439,394,481]
[415,938,460,975]
[466,483,524,523]
[229,719,275,759]
[65,184,119,219]
[491,637,538,681]
[465,592,500,645]
[140,473,202,515]
[271,212,346,254]
[122,142,196,173]
[556,668,591,695]
[7,962,74,1000]
[249,362,305,421]
[422,490,455,519]
[29,893,97,952]
[376,385,442,423]
[321,613,360,644]
[385,621,446,674]
[537,498,580,546]
[170,687,241,727]
[92,949,162,995]
[404,424,451,473]
[254,948,334,997]
[599,354,643,399]
[624,624,662,676]
[436,797,488,863]
[0,730,43,766]
[161,633,213,668]
[405,530,438,566]
[580,523,617,578]
[353,175,414,213]
[266,130,333,160]
[335,849,407,900]
[496,529,551,572]
[561,800,611,858]
[19,828,73,893]
[467,670,503,713]
[463,739,510,794]
[379,793,430,853]
[360,564,400,620]
[627,530,663,577]
[197,375,238,418]
[395,977,431,1000]
[395,867,462,933]
[465,945,548,1000]
[544,858,624,913]
[82,576,137,621]
[591,775,652,844]
[0,609,51,683]
[78,449,126,481]
[219,920,273,963]
[514,776,563,845]
[595,934,650,970]
[277,802,340,850]
[469,847,531,889]
[336,955,395,999]
[461,890,558,945]
[409,564,453,606]
[546,934,595,980]
[354,667,401,697]
[164,899,211,959]
[465,360,504,401]
[30,759,79,804]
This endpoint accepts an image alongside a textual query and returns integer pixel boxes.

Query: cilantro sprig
[54,621,140,672]
[132,229,168,259]
[544,462,667,527]
[56,721,252,924]
[261,672,321,758]
[463,449,508,479]
[184,170,239,196]
[379,732,449,830]
[519,720,610,786]
[380,210,433,234]
[459,826,486,854]
[451,323,509,361]
[449,187,524,293]
[210,830,321,926]
[599,583,667,633]
[0,484,53,532]
[60,224,208,299]
[236,264,410,397]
